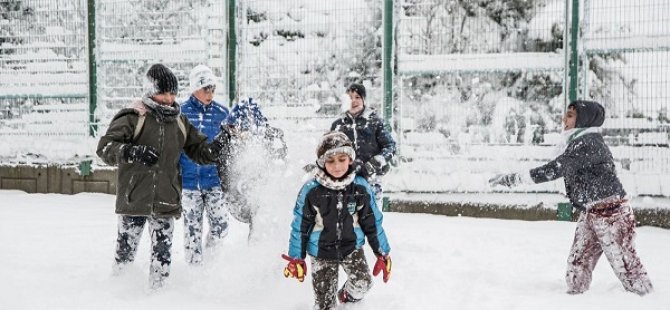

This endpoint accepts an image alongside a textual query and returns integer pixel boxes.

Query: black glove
[353,159,368,176]
[488,173,521,187]
[365,155,389,176]
[124,145,160,166]
[210,125,231,155]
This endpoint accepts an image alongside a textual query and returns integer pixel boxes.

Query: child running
[283,131,392,309]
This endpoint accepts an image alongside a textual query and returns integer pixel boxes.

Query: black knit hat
[144,64,179,96]
[346,83,366,100]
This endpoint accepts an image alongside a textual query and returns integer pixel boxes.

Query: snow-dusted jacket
[96,99,217,217]
[529,100,625,211]
[179,96,229,190]
[330,108,396,173]
[217,126,287,192]
[287,170,391,260]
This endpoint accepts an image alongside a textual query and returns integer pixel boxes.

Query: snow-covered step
[398,52,564,74]
[583,35,670,52]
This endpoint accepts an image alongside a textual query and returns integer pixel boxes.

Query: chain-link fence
[580,0,670,175]
[232,0,387,169]
[95,0,226,135]
[236,0,383,124]
[393,0,567,193]
[0,0,89,136]
[1,0,669,194]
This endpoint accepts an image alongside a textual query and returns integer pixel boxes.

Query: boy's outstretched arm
[491,138,595,186]
[530,139,599,183]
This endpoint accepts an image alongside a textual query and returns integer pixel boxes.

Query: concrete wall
[1,165,668,229]
[0,164,116,195]
[390,199,670,229]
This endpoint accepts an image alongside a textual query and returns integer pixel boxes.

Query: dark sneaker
[337,288,361,304]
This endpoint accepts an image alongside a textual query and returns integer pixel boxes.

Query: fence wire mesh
[0,0,89,136]
[95,0,226,135]
[236,0,383,128]
[580,0,670,175]
[395,0,567,193]
[0,0,669,194]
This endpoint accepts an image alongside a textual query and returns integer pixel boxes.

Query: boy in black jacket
[331,83,396,209]
[490,100,653,296]
[283,131,392,309]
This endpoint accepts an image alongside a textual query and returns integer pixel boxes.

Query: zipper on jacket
[151,119,163,216]
[346,113,359,150]
[335,191,344,260]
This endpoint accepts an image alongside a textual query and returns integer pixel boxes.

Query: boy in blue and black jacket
[283,131,392,310]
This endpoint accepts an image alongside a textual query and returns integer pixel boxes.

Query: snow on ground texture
[0,190,669,309]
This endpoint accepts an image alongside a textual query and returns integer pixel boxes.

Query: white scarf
[314,168,356,190]
[553,127,602,157]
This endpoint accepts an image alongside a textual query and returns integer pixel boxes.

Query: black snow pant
[115,215,174,282]
[565,203,653,295]
[311,248,373,310]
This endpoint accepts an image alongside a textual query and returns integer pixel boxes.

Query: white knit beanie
[189,65,217,94]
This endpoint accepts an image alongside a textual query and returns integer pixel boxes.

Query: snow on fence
[393,0,670,196]
[1,0,670,196]
[398,53,565,74]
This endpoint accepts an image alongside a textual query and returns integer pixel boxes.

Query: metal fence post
[383,0,393,130]
[568,0,580,102]
[228,0,237,107]
[87,0,97,136]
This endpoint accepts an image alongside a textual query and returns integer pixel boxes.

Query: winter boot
[338,288,361,304]
[111,262,129,276]
[149,274,167,291]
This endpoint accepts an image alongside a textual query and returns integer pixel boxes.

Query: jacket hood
[569,100,605,128]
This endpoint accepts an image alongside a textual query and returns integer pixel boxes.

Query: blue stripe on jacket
[179,96,229,190]
[354,176,391,255]
[288,180,320,259]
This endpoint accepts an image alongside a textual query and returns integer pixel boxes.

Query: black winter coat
[287,175,391,260]
[530,132,626,211]
[330,108,396,172]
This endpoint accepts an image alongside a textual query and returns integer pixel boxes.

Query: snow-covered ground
[1,190,669,309]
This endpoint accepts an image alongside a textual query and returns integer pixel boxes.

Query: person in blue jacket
[282,131,392,309]
[179,65,230,265]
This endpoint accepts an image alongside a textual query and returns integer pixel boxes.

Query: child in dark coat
[490,100,653,296]
[331,83,396,209]
[283,131,392,309]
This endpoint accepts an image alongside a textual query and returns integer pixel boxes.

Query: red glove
[372,255,392,283]
[282,254,307,282]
